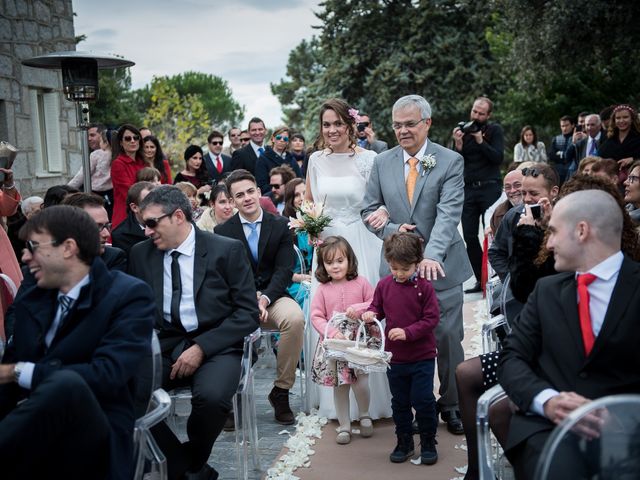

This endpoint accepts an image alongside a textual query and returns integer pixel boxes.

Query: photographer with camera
[356,113,388,153]
[452,97,504,293]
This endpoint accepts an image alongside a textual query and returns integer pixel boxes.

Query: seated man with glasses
[254,126,302,193]
[487,166,525,236]
[128,185,259,480]
[263,165,296,215]
[0,205,155,480]
[61,192,127,272]
[203,130,233,185]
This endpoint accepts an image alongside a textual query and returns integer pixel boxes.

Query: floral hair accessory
[348,108,361,123]
[420,154,437,176]
[613,104,637,117]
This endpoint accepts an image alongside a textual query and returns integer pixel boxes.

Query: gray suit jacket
[363,139,388,154]
[361,141,473,291]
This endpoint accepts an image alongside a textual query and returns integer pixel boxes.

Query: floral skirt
[311,316,382,387]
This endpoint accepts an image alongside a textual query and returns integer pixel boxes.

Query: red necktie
[216,156,223,174]
[577,273,597,355]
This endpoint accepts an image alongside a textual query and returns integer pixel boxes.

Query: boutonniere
[420,154,436,176]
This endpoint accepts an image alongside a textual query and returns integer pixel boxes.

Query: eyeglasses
[26,239,59,254]
[230,133,240,137]
[210,141,223,146]
[123,135,140,142]
[391,118,427,130]
[503,183,523,192]
[143,211,175,229]
[274,135,289,142]
[627,175,640,184]
[240,138,251,143]
[270,184,282,189]
[96,222,112,232]
[521,167,540,177]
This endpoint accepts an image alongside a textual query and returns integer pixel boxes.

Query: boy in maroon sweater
[363,232,440,465]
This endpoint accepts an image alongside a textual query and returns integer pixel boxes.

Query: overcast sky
[72,0,321,129]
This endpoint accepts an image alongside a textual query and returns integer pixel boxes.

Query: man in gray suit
[362,94,473,435]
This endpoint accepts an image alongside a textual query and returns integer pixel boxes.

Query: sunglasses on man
[143,210,176,229]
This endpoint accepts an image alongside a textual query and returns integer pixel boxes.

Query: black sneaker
[420,434,438,465]
[389,434,415,463]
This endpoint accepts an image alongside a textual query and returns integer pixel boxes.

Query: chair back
[535,394,640,480]
[477,384,510,480]
[293,244,307,275]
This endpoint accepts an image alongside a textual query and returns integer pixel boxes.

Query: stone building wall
[0,0,82,197]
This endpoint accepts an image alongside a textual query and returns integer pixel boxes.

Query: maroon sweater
[366,274,440,364]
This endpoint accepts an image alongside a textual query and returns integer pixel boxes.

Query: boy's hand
[345,307,359,320]
[361,311,376,323]
[388,328,406,341]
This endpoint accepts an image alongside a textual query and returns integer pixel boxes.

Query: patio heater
[22,51,135,192]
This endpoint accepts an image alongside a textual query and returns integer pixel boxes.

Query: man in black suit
[0,205,155,480]
[498,190,640,480]
[61,192,127,271]
[111,181,156,257]
[231,117,267,174]
[128,185,258,480]
[215,169,304,425]
[202,130,233,183]
[566,114,605,177]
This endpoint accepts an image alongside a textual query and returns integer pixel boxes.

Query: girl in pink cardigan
[310,236,380,445]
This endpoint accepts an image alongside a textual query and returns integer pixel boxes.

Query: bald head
[503,169,524,206]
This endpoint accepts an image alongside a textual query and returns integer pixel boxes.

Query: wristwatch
[13,362,25,383]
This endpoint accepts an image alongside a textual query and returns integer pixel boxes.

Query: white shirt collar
[250,140,264,157]
[239,210,264,225]
[402,139,429,163]
[577,251,624,281]
[167,224,196,258]
[59,273,90,301]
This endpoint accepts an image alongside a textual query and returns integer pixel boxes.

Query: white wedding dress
[307,148,393,420]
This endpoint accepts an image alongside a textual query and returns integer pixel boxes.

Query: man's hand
[517,204,537,227]
[345,306,359,320]
[0,364,16,384]
[364,126,377,144]
[470,130,484,144]
[170,344,205,380]
[399,223,416,233]
[543,391,591,425]
[388,328,406,341]
[365,208,389,230]
[258,296,269,323]
[572,131,586,144]
[419,258,445,281]
[452,128,464,151]
[361,311,376,323]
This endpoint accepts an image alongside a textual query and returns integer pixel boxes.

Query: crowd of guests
[1,96,639,480]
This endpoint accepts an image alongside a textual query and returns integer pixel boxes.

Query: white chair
[477,384,510,480]
[534,394,640,480]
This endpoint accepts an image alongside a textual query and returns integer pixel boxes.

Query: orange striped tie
[406,157,419,203]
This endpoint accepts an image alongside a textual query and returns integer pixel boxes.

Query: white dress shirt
[531,251,623,416]
[250,141,264,158]
[19,274,91,389]
[163,225,199,332]
[586,132,602,156]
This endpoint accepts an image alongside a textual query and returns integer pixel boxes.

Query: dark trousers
[152,351,242,479]
[0,370,110,480]
[462,182,502,281]
[387,359,437,436]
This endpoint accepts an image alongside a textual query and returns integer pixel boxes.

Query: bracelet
[2,183,15,190]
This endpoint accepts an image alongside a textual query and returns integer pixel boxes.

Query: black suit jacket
[566,131,605,164]
[214,212,294,303]
[203,152,233,183]
[1,258,155,480]
[231,144,260,174]
[102,245,127,272]
[111,212,147,256]
[128,227,259,357]
[498,257,640,450]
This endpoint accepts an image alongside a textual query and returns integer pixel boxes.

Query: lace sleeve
[355,150,376,181]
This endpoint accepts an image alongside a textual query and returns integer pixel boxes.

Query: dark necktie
[258,147,265,156]
[588,140,597,155]
[170,251,183,329]
[577,273,597,355]
[46,295,74,347]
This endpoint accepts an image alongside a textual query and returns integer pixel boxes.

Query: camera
[457,120,481,134]
[575,125,584,133]
[357,123,367,133]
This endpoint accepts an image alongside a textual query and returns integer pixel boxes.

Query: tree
[143,77,211,169]
[90,68,143,127]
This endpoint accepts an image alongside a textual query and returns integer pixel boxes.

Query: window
[29,89,62,175]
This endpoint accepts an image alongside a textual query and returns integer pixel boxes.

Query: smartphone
[575,125,584,133]
[530,204,542,220]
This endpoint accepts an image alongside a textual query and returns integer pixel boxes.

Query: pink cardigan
[311,276,374,339]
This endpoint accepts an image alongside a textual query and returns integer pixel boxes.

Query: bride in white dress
[305,98,392,420]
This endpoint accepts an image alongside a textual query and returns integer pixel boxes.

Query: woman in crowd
[110,124,147,228]
[589,158,620,187]
[174,181,204,222]
[305,97,391,420]
[290,133,308,179]
[142,135,172,184]
[282,178,313,306]
[513,125,547,163]
[599,104,640,181]
[68,128,114,218]
[174,145,211,196]
[624,161,640,224]
[196,183,235,232]
[255,126,302,193]
[577,155,599,175]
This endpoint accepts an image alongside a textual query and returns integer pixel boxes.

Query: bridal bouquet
[288,200,332,247]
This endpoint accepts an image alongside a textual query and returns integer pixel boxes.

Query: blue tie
[258,147,265,156]
[247,222,260,262]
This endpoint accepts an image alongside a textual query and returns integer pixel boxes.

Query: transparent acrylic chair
[534,394,640,480]
[234,328,263,480]
[477,384,510,480]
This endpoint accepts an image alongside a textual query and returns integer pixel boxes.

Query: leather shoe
[441,410,464,435]
[464,281,482,294]
[183,464,218,480]
[223,410,235,432]
[268,386,295,425]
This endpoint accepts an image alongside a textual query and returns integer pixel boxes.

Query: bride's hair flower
[348,108,361,123]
